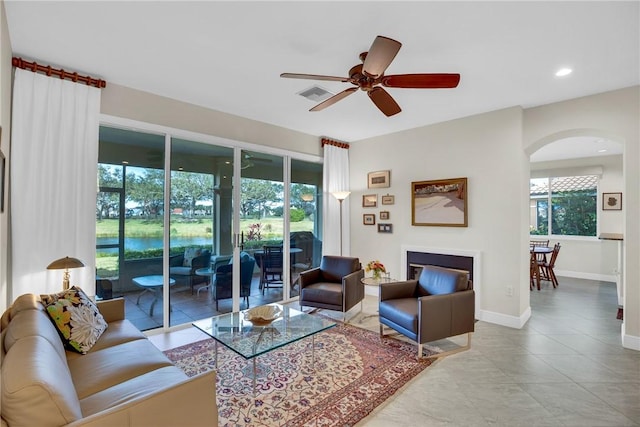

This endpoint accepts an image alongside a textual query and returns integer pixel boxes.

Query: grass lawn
[95,216,315,277]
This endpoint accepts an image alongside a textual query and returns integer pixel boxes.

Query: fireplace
[401,245,481,316]
[406,251,474,282]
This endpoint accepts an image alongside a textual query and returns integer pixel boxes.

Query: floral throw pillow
[41,286,108,354]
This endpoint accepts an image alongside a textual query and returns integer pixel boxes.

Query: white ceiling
[5,1,639,161]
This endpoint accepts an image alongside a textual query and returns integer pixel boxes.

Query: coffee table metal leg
[253,358,257,397]
[214,340,218,369]
[312,335,315,369]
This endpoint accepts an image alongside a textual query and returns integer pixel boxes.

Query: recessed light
[597,149,607,153]
[555,68,572,77]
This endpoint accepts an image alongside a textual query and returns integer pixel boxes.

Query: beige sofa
[0,294,217,427]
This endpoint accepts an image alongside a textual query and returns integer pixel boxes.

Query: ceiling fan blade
[363,36,402,78]
[280,73,352,83]
[381,73,461,88]
[310,87,358,112]
[368,87,401,117]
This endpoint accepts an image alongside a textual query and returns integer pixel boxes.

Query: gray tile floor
[149,276,639,426]
[356,277,640,426]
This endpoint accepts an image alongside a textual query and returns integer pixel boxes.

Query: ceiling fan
[281,35,460,117]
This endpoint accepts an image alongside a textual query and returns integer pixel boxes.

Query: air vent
[297,85,334,102]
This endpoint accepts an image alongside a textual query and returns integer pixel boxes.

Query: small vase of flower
[365,260,386,281]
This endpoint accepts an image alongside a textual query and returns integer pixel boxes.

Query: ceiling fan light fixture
[555,67,573,77]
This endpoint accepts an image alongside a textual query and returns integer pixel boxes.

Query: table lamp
[47,256,85,290]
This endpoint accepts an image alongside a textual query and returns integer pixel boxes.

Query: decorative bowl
[244,305,282,324]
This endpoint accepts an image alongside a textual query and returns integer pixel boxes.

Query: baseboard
[555,270,616,283]
[622,323,640,351]
[477,307,531,329]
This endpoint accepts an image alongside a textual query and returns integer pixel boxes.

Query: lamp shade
[331,191,351,201]
[47,256,85,270]
[47,256,85,290]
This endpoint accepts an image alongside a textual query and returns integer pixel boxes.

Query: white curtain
[322,143,350,256]
[11,69,101,297]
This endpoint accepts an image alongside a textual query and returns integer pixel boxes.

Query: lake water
[97,236,212,251]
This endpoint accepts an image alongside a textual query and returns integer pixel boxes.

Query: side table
[360,276,398,322]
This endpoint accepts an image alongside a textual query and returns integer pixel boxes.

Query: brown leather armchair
[299,256,364,322]
[379,265,475,359]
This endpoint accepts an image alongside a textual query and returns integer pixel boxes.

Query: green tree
[127,168,164,219]
[97,164,122,220]
[170,171,214,218]
[240,179,282,218]
[551,190,596,236]
[290,183,316,217]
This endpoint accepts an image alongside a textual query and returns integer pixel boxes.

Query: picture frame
[362,194,377,208]
[378,223,393,233]
[379,211,390,220]
[381,194,395,205]
[363,213,375,225]
[367,170,390,188]
[602,192,622,210]
[411,177,468,227]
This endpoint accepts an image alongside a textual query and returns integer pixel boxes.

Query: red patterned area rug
[164,320,435,426]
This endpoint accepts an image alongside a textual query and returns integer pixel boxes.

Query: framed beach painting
[411,177,468,227]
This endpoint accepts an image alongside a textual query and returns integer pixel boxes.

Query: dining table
[530,245,553,290]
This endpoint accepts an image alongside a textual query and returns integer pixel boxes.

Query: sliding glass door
[97,122,322,331]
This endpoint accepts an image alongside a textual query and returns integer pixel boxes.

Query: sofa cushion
[417,265,469,296]
[79,366,188,417]
[3,307,66,362]
[41,286,108,354]
[65,319,147,361]
[2,335,83,427]
[67,338,175,399]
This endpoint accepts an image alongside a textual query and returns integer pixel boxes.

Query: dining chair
[539,242,561,288]
[530,239,550,265]
[260,245,284,294]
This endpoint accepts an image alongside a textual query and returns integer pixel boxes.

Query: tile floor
[148,277,640,426]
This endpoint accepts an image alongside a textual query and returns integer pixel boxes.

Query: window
[530,175,598,237]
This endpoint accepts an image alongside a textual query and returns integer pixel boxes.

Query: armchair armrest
[342,269,364,311]
[380,280,418,301]
[96,298,125,323]
[418,289,475,343]
[299,267,321,289]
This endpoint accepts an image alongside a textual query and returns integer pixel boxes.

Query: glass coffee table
[192,304,335,395]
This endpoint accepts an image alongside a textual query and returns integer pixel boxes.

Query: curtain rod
[12,57,107,89]
[321,137,349,149]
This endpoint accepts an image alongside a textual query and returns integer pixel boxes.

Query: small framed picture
[602,192,622,210]
[379,211,390,220]
[362,194,377,208]
[381,194,395,205]
[363,214,375,225]
[378,223,393,233]
[368,170,390,188]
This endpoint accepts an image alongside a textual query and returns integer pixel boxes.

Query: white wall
[350,107,531,326]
